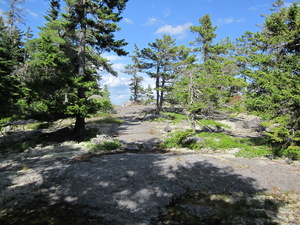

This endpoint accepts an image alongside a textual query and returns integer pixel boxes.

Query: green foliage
[242,2,300,151]
[235,147,271,158]
[25,122,50,130]
[0,16,24,117]
[197,119,230,129]
[161,129,195,149]
[199,132,247,150]
[161,129,274,158]
[134,35,190,112]
[89,139,121,152]
[153,112,187,124]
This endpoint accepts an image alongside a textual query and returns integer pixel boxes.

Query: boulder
[240,118,264,132]
[125,144,139,150]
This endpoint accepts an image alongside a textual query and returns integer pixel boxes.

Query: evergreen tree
[243,2,300,154]
[102,84,110,100]
[143,84,154,105]
[0,16,24,117]
[190,14,216,62]
[3,0,26,35]
[135,35,189,112]
[124,45,144,103]
[175,14,245,129]
[63,0,128,134]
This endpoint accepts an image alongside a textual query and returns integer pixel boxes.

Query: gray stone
[240,118,264,132]
[125,144,139,150]
[24,130,44,141]
[163,125,172,133]
[201,126,215,133]
[185,136,205,144]
[91,134,113,145]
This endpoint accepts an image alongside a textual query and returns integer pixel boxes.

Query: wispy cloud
[123,17,133,24]
[26,9,38,18]
[217,17,244,26]
[248,6,257,11]
[143,17,163,26]
[155,22,192,39]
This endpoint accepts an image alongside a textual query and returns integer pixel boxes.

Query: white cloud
[217,17,244,26]
[248,6,257,11]
[143,17,161,26]
[123,17,133,24]
[155,22,192,39]
[26,9,38,18]
[102,53,123,62]
[142,76,155,89]
[101,74,131,105]
[217,17,234,25]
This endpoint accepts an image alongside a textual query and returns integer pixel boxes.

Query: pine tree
[3,0,26,35]
[63,0,128,134]
[135,35,189,112]
[124,45,144,103]
[0,15,24,117]
[175,14,245,130]
[143,84,154,105]
[243,2,300,154]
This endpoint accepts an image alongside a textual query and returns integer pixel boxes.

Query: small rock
[91,134,113,145]
[125,144,139,150]
[185,136,205,144]
[163,125,172,133]
[201,126,215,133]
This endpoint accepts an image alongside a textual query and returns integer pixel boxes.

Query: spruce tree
[243,2,300,154]
[124,45,144,103]
[175,14,245,129]
[0,15,24,117]
[63,0,128,133]
[135,35,189,112]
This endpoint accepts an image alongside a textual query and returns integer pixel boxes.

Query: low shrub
[236,147,271,158]
[89,139,121,152]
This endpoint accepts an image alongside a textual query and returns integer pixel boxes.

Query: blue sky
[0,0,295,105]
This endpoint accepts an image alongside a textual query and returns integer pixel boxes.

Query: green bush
[197,119,230,129]
[89,139,121,152]
[161,129,195,148]
[154,112,187,124]
[236,147,271,158]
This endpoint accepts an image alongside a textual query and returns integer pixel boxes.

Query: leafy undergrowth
[162,189,300,225]
[88,139,121,152]
[161,129,271,158]
[153,112,188,124]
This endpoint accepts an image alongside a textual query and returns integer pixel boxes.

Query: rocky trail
[0,105,300,224]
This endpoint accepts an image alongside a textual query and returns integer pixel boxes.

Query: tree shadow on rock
[0,153,288,224]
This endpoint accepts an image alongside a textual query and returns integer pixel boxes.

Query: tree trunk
[159,77,165,111]
[74,0,86,134]
[155,65,161,113]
